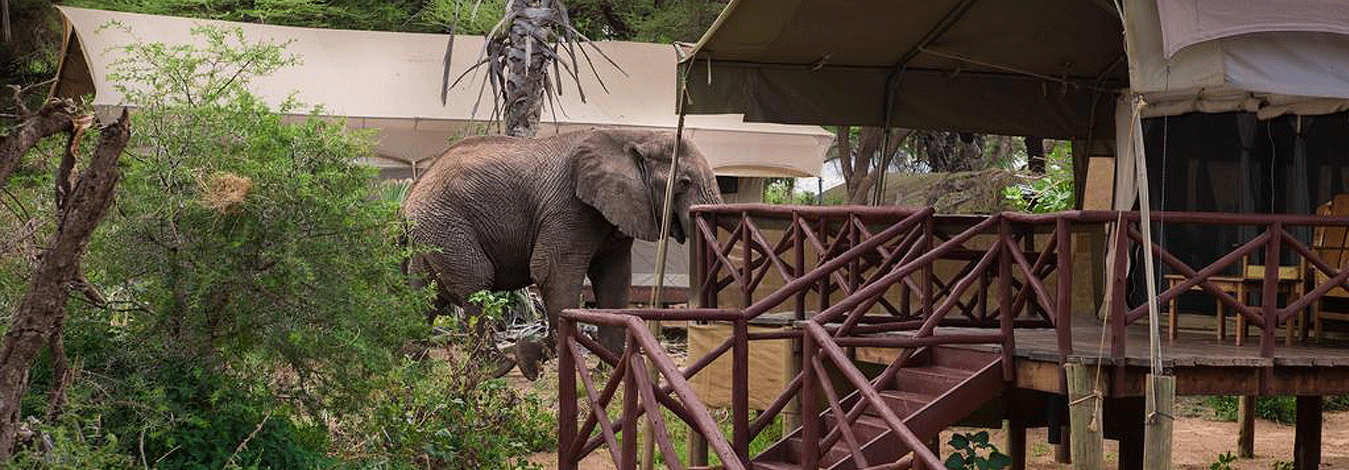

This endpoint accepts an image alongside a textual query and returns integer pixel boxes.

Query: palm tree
[445,0,620,137]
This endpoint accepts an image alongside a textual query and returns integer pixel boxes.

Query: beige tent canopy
[52,6,834,179]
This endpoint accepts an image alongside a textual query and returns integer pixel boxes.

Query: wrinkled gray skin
[402,128,722,378]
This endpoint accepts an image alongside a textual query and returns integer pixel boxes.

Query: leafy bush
[1002,142,1073,213]
[4,20,555,470]
[330,359,552,469]
[763,178,817,205]
[1204,395,1349,424]
[84,22,430,416]
[1209,451,1237,470]
[944,431,1011,470]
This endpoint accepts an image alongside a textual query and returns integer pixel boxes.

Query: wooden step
[891,365,968,395]
[876,389,935,417]
[751,460,798,470]
[783,435,854,466]
[928,346,1001,371]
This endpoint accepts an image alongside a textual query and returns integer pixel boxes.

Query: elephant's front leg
[588,237,633,356]
[529,249,592,376]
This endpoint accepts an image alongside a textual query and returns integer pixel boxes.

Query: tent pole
[645,58,692,470]
[872,68,901,206]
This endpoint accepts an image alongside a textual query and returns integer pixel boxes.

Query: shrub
[1002,142,1073,213]
[330,359,553,469]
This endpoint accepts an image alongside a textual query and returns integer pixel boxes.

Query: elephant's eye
[678,176,692,189]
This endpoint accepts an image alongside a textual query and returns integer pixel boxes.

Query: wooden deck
[747,311,1349,397]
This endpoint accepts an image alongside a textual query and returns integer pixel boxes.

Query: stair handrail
[803,321,945,469]
[559,309,746,470]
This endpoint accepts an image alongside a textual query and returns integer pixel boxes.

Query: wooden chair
[1312,194,1349,341]
[1164,273,1243,341]
[1167,254,1305,346]
[1235,261,1305,346]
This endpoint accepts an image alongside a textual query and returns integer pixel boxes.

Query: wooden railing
[1006,210,1349,394]
[557,205,1349,469]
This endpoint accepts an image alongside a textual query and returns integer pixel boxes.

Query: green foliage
[0,0,63,97]
[64,0,725,43]
[1209,451,1237,470]
[1272,460,1294,470]
[1206,394,1349,425]
[331,359,552,469]
[469,290,513,321]
[944,431,1011,470]
[1002,142,1073,213]
[7,423,136,470]
[763,178,817,205]
[91,22,430,407]
[69,0,435,32]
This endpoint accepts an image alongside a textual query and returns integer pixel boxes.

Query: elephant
[401,128,722,379]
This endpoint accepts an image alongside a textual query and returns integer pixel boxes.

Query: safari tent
[605,1,1349,469]
[50,6,836,304]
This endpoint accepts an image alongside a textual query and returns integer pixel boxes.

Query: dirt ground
[526,410,1349,469]
[512,350,1349,469]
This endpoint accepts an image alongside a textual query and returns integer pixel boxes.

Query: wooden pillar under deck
[1142,375,1174,470]
[1238,395,1256,458]
[1293,396,1322,470]
[1066,363,1104,470]
[1004,418,1026,470]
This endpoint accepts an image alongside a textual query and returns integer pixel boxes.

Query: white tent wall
[1125,0,1349,118]
[54,6,833,303]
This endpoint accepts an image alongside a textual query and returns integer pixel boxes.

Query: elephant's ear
[573,130,659,241]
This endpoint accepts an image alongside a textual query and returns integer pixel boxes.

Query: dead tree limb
[0,108,130,458]
[0,100,77,193]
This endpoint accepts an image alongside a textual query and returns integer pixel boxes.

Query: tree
[832,126,910,205]
[0,96,131,459]
[445,0,623,137]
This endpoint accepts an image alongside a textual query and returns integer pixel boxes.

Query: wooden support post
[783,338,801,434]
[687,213,710,467]
[686,433,707,466]
[558,319,577,470]
[732,319,749,467]
[1066,363,1103,470]
[1293,395,1322,470]
[1005,418,1027,470]
[800,330,820,470]
[1143,374,1174,470]
[1238,395,1255,458]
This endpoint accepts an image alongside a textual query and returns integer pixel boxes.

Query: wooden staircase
[752,347,1007,470]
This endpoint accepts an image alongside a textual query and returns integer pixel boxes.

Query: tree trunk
[0,109,130,458]
[502,0,553,138]
[1025,136,1045,174]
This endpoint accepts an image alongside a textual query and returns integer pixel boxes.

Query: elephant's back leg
[411,223,495,317]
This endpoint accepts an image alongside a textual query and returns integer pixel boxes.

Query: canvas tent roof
[52,6,834,178]
[677,0,1127,139]
[680,0,1349,138]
